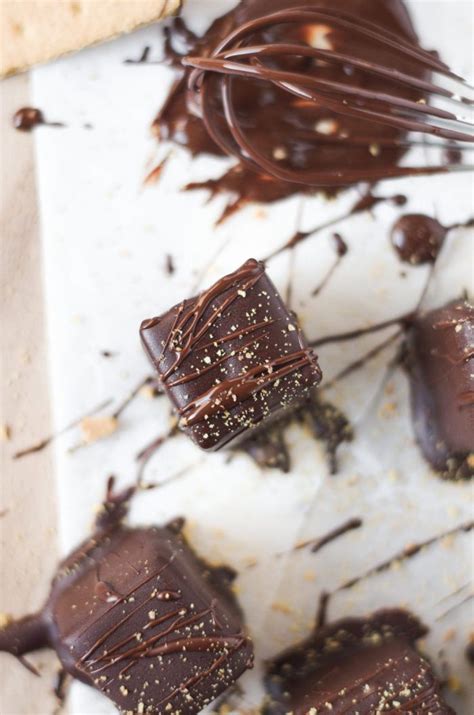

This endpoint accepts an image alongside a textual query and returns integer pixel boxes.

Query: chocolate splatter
[153,0,468,222]
[13,107,64,131]
[165,254,175,275]
[338,520,473,592]
[264,192,407,262]
[294,517,363,554]
[312,233,348,297]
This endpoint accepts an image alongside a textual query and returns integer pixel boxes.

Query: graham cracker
[0,0,181,78]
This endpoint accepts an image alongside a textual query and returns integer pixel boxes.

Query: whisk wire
[184,5,473,186]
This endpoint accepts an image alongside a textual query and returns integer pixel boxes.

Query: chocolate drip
[0,612,50,657]
[165,253,175,275]
[240,422,290,472]
[0,481,253,714]
[338,520,473,592]
[13,107,64,131]
[264,609,454,714]
[141,259,321,451]
[303,397,353,473]
[124,47,155,65]
[295,517,362,553]
[13,397,112,459]
[311,233,348,297]
[264,192,407,263]
[310,311,413,348]
[138,389,350,476]
[53,669,70,706]
[391,213,447,264]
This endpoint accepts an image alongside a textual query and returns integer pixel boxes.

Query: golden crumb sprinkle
[0,612,13,629]
[0,424,11,442]
[80,415,118,444]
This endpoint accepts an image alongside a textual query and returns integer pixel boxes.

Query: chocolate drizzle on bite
[140,259,322,451]
[0,480,253,715]
[405,298,474,480]
[264,609,454,714]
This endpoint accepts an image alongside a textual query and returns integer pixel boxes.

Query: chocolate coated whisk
[183,6,474,186]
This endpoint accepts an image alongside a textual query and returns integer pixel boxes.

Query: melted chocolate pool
[155,0,428,216]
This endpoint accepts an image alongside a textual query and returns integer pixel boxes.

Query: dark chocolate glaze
[153,0,461,215]
[264,191,407,263]
[391,214,447,264]
[53,669,70,706]
[405,299,474,480]
[0,482,253,715]
[140,259,322,451]
[264,609,454,714]
[13,398,113,459]
[12,107,64,131]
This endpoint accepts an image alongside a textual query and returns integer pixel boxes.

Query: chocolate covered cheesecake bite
[140,259,322,451]
[405,298,474,480]
[0,481,253,714]
[264,609,454,714]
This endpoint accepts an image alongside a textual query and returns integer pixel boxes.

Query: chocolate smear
[152,0,469,220]
[294,517,363,554]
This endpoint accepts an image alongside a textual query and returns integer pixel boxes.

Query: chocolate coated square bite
[406,298,474,480]
[264,609,454,714]
[140,259,322,450]
[0,483,253,715]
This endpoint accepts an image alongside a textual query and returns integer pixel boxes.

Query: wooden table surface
[0,72,60,714]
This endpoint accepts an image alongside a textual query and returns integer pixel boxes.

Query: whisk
[183,6,474,186]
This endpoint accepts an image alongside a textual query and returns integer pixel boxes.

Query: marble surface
[23,0,474,712]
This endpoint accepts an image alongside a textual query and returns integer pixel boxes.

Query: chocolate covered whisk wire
[184,6,473,186]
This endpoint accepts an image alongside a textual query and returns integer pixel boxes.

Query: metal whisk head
[183,6,473,186]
